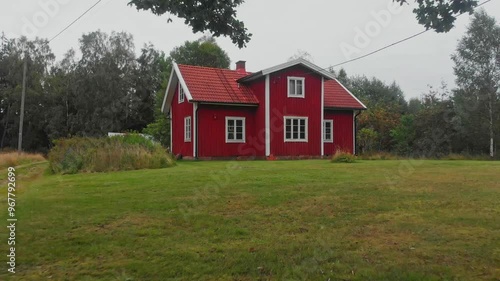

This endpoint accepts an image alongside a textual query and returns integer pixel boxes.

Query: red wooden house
[161,58,366,159]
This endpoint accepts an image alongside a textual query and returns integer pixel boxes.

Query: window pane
[228,120,235,138]
[300,131,305,139]
[286,119,291,126]
[236,133,243,140]
[324,121,332,140]
[236,126,243,133]
[289,80,295,95]
[297,80,303,96]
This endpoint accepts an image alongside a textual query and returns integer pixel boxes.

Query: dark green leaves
[128,0,252,48]
[395,0,478,32]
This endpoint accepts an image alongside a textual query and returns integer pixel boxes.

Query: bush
[331,150,356,163]
[48,135,175,174]
[0,152,46,169]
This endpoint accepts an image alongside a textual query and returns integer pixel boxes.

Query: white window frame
[225,117,246,143]
[287,77,305,98]
[284,116,308,142]
[184,116,191,142]
[324,120,333,143]
[178,84,185,103]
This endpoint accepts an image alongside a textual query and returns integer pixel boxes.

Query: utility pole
[17,52,27,154]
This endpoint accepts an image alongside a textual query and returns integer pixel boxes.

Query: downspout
[194,103,199,159]
[354,110,362,155]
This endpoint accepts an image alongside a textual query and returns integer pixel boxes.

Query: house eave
[237,58,336,83]
[324,106,367,111]
[161,62,194,114]
[196,101,259,107]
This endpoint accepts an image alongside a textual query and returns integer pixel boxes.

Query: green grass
[1,160,499,280]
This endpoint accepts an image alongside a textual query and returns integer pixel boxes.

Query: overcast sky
[1,0,499,99]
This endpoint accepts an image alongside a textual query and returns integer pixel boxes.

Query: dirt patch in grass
[80,214,167,235]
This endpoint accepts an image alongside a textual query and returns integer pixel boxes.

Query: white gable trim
[193,102,197,158]
[265,74,270,157]
[334,78,367,109]
[321,77,324,156]
[161,62,194,113]
[160,67,175,113]
[261,58,336,80]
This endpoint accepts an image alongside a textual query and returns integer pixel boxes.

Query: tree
[390,114,415,155]
[129,44,166,131]
[328,72,407,152]
[70,31,137,136]
[357,128,379,153]
[411,84,457,157]
[407,97,423,115]
[349,76,407,110]
[128,0,478,48]
[452,10,500,157]
[128,0,251,48]
[169,36,231,70]
[395,0,478,32]
[288,50,314,62]
[0,35,55,152]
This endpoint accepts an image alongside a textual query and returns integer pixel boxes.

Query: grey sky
[1,0,499,99]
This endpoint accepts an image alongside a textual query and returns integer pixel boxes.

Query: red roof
[324,80,366,109]
[177,64,365,109]
[178,64,259,105]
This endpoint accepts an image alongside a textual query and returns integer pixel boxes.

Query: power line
[16,1,102,152]
[314,0,494,72]
[48,0,103,43]
[330,30,429,68]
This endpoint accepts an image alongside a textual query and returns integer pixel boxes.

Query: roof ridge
[178,64,233,71]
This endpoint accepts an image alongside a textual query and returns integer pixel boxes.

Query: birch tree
[452,10,500,157]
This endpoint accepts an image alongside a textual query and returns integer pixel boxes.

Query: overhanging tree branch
[128,0,252,48]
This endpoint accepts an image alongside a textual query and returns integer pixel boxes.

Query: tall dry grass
[0,151,46,169]
[48,135,175,174]
[331,150,356,163]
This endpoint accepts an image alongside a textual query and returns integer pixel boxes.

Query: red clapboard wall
[269,65,322,156]
[324,110,354,155]
[171,83,193,157]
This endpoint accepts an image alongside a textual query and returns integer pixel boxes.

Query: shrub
[331,150,356,163]
[0,152,46,169]
[48,135,175,174]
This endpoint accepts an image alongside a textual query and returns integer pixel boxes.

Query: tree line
[1,10,498,157]
[340,10,499,158]
[0,31,230,153]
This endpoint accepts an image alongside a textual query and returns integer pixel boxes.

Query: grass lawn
[1,160,499,280]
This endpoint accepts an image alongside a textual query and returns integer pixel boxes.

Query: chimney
[236,60,246,74]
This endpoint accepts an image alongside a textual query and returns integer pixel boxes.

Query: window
[284,117,308,142]
[324,120,333,142]
[184,116,191,142]
[178,84,185,103]
[226,117,245,143]
[288,77,305,98]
